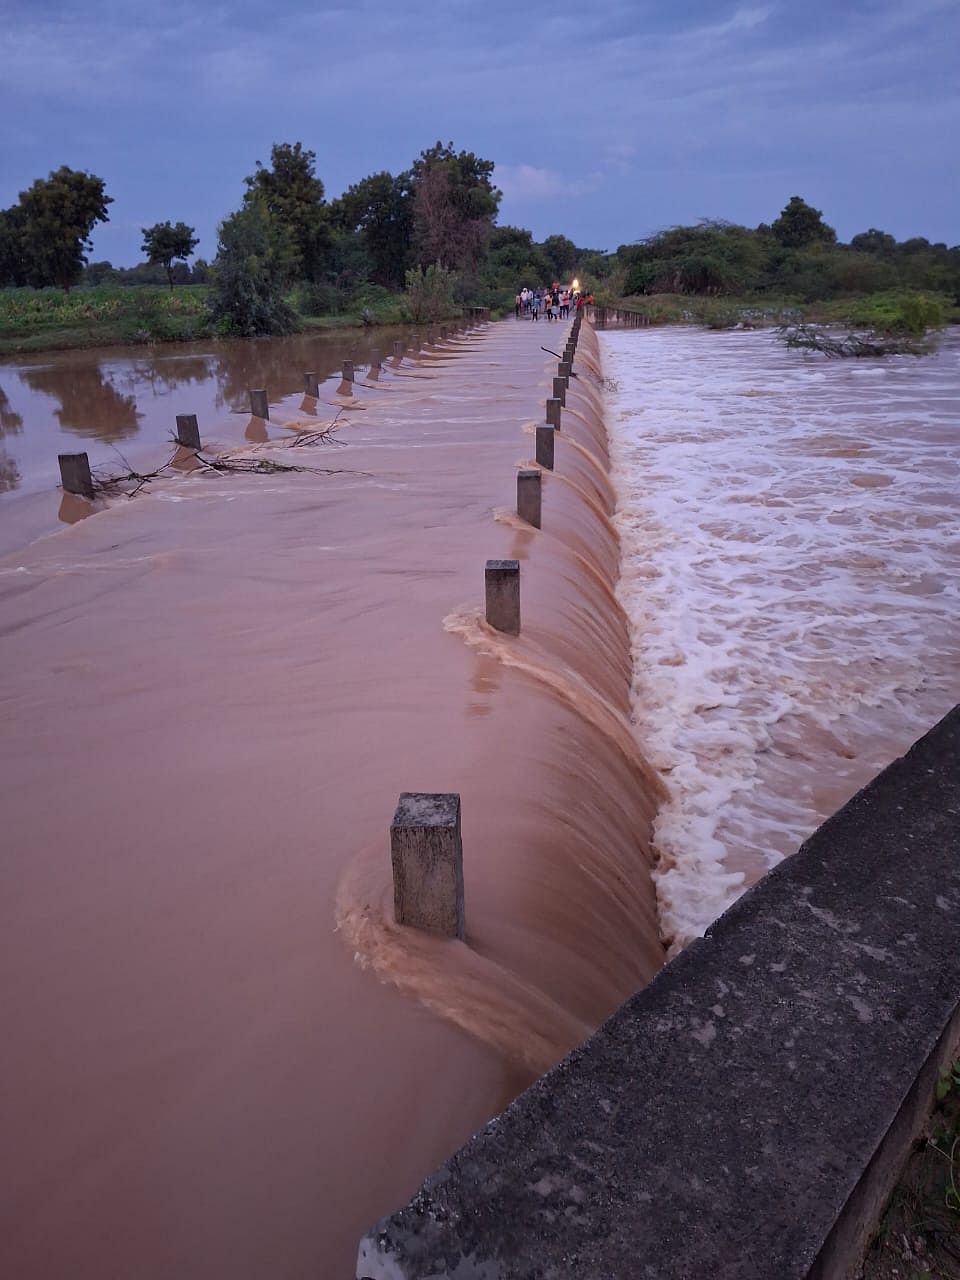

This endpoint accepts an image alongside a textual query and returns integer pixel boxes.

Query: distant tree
[245,142,330,282]
[141,221,199,289]
[15,167,112,291]
[208,197,299,336]
[484,225,551,285]
[541,233,577,280]
[330,170,414,288]
[771,196,836,249]
[82,260,119,286]
[850,228,897,257]
[411,142,500,274]
[190,257,211,284]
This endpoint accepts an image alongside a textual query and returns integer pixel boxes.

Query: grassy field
[0,285,216,354]
[610,290,956,334]
[0,284,426,356]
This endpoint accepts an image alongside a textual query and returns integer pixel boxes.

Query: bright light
[571,278,580,292]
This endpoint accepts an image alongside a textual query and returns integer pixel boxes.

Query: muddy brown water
[0,328,422,554]
[0,321,663,1278]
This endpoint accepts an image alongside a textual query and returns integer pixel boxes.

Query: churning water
[602,326,959,951]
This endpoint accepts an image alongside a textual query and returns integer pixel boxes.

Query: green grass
[0,284,214,353]
[612,290,956,334]
[0,281,465,354]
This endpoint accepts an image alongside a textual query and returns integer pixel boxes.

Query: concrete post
[391,792,464,940]
[553,376,566,407]
[411,332,421,353]
[249,389,269,420]
[393,341,404,361]
[535,425,555,470]
[303,373,320,398]
[559,361,571,383]
[342,360,354,385]
[517,469,542,529]
[485,559,520,635]
[175,414,202,450]
[546,398,561,429]
[58,452,94,498]
[439,326,447,341]
[369,349,381,371]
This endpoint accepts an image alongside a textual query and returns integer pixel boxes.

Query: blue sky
[2,0,956,265]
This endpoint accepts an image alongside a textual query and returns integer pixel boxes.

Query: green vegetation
[0,167,112,292]
[403,263,458,323]
[1,161,957,355]
[141,221,199,290]
[208,198,299,337]
[863,1060,960,1280]
[0,285,210,353]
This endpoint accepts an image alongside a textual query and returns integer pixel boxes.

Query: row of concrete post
[57,315,488,498]
[589,305,650,330]
[393,310,584,940]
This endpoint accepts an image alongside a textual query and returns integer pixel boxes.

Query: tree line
[611,197,960,304]
[2,152,956,336]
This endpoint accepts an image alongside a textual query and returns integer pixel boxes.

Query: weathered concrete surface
[358,706,960,1279]
[484,559,521,635]
[57,451,94,498]
[391,792,465,940]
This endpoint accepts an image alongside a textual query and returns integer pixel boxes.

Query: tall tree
[245,142,330,282]
[541,233,577,280]
[15,167,112,291]
[209,197,299,337]
[850,228,897,257]
[141,221,199,289]
[771,196,836,249]
[410,142,500,274]
[330,170,413,288]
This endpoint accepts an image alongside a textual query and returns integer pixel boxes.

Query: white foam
[602,326,960,949]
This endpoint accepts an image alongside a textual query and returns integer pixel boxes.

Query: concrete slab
[358,705,960,1279]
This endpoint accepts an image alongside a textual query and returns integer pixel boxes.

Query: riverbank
[0,285,451,356]
[607,288,957,332]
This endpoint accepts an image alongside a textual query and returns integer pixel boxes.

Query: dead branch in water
[777,324,933,358]
[89,425,364,495]
[91,445,180,496]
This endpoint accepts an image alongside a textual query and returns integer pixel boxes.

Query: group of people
[514,284,593,322]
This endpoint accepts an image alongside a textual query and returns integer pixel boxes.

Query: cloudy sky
[2,0,956,265]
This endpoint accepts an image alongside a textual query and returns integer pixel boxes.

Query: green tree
[411,142,500,274]
[15,167,112,291]
[81,260,119,286]
[541,233,577,280]
[141,221,199,289]
[330,170,413,288]
[208,197,299,337]
[245,142,330,283]
[484,226,551,287]
[404,261,458,322]
[771,196,836,249]
[850,228,897,257]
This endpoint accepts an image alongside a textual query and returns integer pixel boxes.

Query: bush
[845,291,944,334]
[404,261,458,322]
[208,199,299,337]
